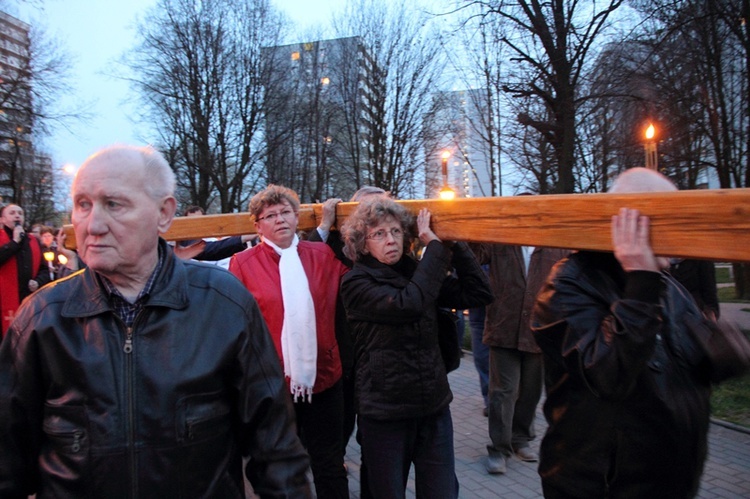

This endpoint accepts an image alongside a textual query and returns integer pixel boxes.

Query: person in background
[340,198,492,498]
[0,204,51,335]
[37,226,60,281]
[531,167,750,498]
[29,223,43,238]
[173,206,255,267]
[0,145,312,497]
[473,241,568,475]
[230,184,350,499]
[468,303,489,416]
[53,228,82,279]
[669,258,720,320]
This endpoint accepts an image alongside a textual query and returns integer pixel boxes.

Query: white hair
[78,144,176,200]
[610,167,676,194]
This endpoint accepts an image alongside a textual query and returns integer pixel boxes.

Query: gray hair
[342,197,415,262]
[140,145,176,200]
[350,186,387,202]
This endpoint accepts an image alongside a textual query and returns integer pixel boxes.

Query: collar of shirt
[99,246,164,328]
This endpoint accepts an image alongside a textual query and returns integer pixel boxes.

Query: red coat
[0,230,43,335]
[230,240,348,394]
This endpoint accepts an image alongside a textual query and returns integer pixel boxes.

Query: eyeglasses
[257,209,296,223]
[366,227,404,240]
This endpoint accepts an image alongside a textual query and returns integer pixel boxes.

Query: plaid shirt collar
[99,246,164,328]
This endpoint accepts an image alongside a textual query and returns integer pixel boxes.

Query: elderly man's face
[1,204,24,230]
[72,150,175,283]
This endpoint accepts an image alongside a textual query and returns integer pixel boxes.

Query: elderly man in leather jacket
[0,145,312,498]
[531,168,750,499]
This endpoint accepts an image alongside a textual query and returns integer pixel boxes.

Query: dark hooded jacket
[0,239,311,499]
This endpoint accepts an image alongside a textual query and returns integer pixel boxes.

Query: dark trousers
[487,347,543,456]
[294,380,348,498]
[468,307,489,407]
[358,407,458,499]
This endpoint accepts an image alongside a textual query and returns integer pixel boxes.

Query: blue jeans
[358,407,458,499]
[468,307,489,407]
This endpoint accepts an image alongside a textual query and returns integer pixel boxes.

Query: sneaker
[515,447,538,462]
[485,455,507,474]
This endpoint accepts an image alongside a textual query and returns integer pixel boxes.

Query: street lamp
[439,150,455,200]
[643,122,658,170]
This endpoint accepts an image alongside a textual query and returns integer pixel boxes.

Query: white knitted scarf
[265,235,317,402]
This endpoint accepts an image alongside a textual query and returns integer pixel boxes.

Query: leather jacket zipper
[72,430,82,453]
[124,328,133,354]
[124,324,137,499]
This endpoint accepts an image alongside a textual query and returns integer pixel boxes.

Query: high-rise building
[262,36,380,202]
[0,11,52,213]
[425,89,498,199]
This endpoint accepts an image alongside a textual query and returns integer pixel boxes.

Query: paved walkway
[719,302,750,331]
[344,306,750,498]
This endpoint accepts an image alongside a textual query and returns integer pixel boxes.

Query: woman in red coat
[230,185,349,499]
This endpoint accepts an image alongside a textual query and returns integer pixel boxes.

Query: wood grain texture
[61,188,750,262]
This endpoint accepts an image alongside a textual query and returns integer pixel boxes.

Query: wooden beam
[61,188,750,262]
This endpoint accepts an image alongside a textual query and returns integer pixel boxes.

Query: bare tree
[263,36,361,202]
[445,4,506,196]
[126,0,284,213]
[458,0,624,194]
[331,0,446,198]
[628,0,749,297]
[0,15,75,223]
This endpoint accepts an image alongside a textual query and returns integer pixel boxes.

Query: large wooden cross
[62,189,750,262]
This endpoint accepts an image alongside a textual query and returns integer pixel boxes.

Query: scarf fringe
[290,381,314,403]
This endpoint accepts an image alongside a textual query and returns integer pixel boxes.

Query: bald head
[76,145,176,201]
[610,167,676,194]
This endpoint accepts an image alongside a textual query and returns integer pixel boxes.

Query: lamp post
[439,150,455,200]
[644,122,658,170]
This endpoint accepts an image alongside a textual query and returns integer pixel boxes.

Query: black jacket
[0,239,312,498]
[532,251,749,498]
[340,241,492,420]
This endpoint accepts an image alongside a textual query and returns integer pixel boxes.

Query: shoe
[515,447,538,462]
[483,407,488,417]
[485,455,506,474]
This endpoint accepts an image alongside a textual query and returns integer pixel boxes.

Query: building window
[291,51,300,61]
[321,77,330,85]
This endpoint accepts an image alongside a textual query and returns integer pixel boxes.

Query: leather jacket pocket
[42,403,89,474]
[176,389,231,444]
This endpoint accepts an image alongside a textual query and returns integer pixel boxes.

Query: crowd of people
[0,145,748,499]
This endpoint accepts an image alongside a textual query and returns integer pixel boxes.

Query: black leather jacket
[532,251,747,498]
[341,241,492,420]
[0,240,312,498]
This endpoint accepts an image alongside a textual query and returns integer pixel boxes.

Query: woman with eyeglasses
[229,184,350,498]
[340,197,492,499]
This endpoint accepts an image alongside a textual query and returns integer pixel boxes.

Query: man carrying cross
[531,167,750,498]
